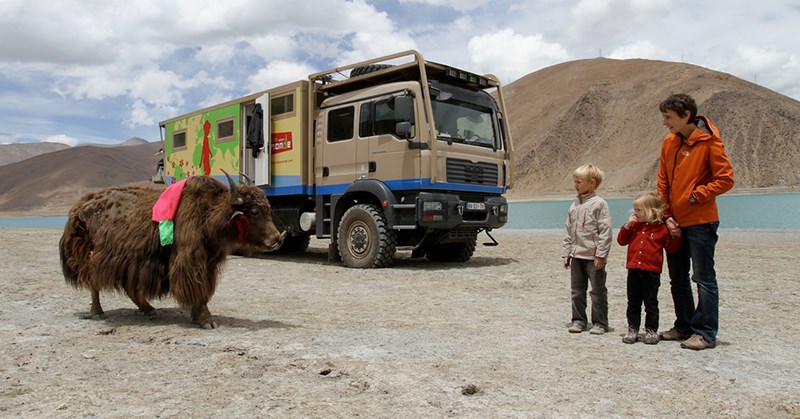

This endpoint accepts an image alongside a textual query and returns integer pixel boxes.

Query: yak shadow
[74,307,295,331]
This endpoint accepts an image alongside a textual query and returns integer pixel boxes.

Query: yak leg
[125,289,156,316]
[85,290,105,320]
[191,303,217,330]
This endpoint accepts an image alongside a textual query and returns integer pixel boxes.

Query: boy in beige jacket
[562,164,613,334]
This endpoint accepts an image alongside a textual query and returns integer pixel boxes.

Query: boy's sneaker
[681,334,716,350]
[658,327,691,341]
[568,322,586,333]
[589,325,606,335]
[642,329,659,345]
[622,327,638,344]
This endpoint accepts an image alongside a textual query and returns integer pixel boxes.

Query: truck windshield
[429,80,499,149]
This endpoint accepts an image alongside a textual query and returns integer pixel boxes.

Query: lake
[0,193,797,230]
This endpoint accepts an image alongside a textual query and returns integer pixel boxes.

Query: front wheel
[337,204,396,268]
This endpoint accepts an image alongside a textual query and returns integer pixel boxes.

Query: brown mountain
[0,142,71,167]
[0,141,164,213]
[1,58,798,214]
[504,58,800,198]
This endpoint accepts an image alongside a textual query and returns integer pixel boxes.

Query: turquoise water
[1,193,798,229]
[506,193,800,230]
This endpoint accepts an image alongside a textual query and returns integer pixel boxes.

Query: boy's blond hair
[634,191,665,223]
[573,164,605,188]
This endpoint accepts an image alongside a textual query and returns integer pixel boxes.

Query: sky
[1,0,798,146]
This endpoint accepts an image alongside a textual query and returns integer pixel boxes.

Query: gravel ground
[1,227,798,418]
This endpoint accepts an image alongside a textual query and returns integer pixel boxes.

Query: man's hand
[666,216,681,237]
[563,256,571,269]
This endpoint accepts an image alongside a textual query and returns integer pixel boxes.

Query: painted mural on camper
[164,103,240,183]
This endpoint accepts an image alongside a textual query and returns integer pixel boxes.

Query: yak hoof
[201,321,218,330]
[83,313,105,320]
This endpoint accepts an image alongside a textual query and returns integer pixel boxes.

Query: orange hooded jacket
[657,116,734,227]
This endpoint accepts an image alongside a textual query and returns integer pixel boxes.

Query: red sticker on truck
[272,132,293,154]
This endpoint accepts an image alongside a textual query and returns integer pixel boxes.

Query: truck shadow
[248,247,517,269]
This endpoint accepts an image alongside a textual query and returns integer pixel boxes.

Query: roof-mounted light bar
[444,67,489,88]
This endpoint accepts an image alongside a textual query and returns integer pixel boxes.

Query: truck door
[242,94,270,185]
[357,95,421,187]
[316,105,358,193]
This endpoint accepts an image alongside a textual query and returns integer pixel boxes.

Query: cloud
[247,60,317,93]
[398,0,490,12]
[569,0,670,47]
[609,40,671,60]
[44,134,79,146]
[468,28,569,82]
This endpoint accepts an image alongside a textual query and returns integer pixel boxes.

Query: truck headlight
[423,201,443,212]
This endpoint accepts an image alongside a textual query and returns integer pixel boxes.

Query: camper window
[217,118,235,142]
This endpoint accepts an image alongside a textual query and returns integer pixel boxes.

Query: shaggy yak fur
[59,174,285,329]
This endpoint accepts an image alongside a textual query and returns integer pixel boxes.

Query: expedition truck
[158,50,514,268]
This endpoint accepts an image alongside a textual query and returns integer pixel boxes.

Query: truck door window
[358,97,415,138]
[327,106,355,142]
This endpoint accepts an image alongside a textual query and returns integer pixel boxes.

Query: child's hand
[563,257,571,269]
[666,217,681,237]
[624,214,637,228]
[594,257,606,270]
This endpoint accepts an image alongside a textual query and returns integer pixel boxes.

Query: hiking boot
[568,322,586,333]
[622,326,638,344]
[589,325,606,335]
[642,329,659,345]
[681,334,716,350]
[658,327,691,341]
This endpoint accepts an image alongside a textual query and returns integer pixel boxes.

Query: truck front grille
[446,158,498,185]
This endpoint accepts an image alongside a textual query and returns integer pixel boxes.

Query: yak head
[223,171,286,255]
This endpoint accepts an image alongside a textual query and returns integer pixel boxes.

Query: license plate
[466,202,486,210]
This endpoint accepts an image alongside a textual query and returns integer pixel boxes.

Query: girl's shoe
[622,326,638,344]
[642,329,659,345]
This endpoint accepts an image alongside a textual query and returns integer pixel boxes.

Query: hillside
[0,142,71,167]
[0,142,163,213]
[504,58,800,197]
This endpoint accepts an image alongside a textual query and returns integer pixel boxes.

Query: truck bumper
[416,192,508,229]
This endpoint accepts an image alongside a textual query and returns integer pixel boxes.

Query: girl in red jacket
[617,192,681,344]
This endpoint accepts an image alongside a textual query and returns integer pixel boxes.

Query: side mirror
[396,121,412,139]
[394,95,413,122]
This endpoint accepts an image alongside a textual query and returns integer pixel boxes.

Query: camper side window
[271,94,294,116]
[217,118,235,142]
[327,106,354,142]
[173,130,186,149]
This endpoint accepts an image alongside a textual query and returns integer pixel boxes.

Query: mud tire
[424,237,477,263]
[337,204,396,268]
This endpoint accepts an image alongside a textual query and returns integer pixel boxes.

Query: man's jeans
[666,222,719,342]
[570,258,608,329]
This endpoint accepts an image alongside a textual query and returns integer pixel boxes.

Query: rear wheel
[424,237,477,263]
[337,204,396,268]
[276,234,310,253]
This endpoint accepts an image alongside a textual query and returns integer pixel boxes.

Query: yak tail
[59,214,90,288]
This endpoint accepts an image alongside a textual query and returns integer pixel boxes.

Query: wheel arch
[333,179,398,228]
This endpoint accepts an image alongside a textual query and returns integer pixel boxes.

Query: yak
[59,173,285,329]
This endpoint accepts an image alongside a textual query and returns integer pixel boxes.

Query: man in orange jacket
[656,93,734,350]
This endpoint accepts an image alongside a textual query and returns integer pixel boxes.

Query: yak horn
[221,169,244,205]
[240,173,254,185]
